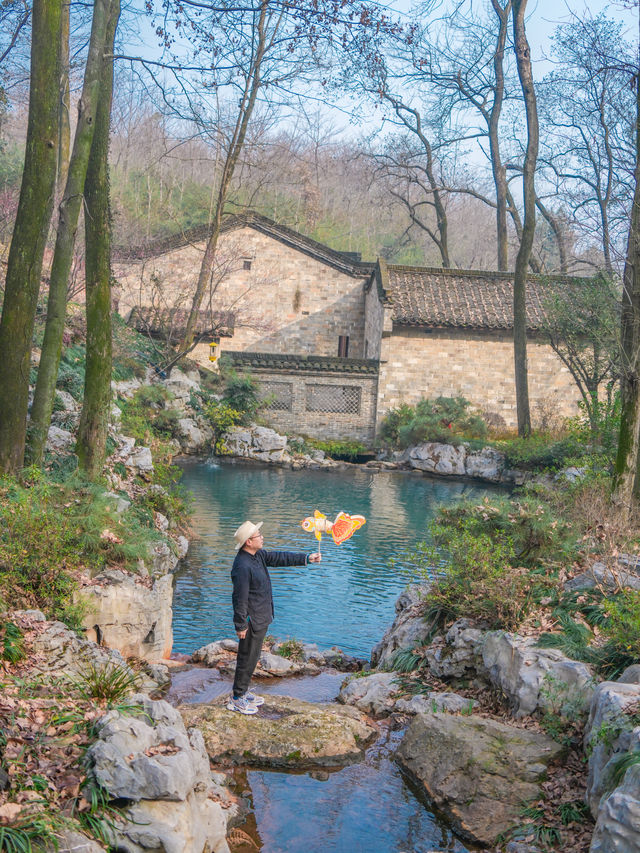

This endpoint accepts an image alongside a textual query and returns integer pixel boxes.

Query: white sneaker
[245,691,264,706]
[226,695,258,715]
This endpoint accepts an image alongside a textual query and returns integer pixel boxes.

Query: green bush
[496,434,581,472]
[203,400,243,454]
[220,370,261,424]
[306,438,367,461]
[119,385,181,443]
[0,475,160,626]
[379,397,487,450]
[56,344,86,401]
[416,531,537,630]
[599,591,640,676]
[433,493,576,569]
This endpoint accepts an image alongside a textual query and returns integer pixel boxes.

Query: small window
[243,259,252,271]
[338,335,349,358]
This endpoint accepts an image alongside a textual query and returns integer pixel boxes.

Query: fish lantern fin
[331,511,366,545]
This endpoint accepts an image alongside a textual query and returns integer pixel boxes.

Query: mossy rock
[180,694,377,768]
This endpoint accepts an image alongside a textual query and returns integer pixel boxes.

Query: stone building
[114,212,581,442]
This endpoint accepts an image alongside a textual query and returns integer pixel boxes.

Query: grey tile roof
[128,306,235,340]
[384,265,586,331]
[222,351,379,375]
[114,211,375,278]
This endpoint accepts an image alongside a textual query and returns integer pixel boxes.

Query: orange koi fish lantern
[301,509,366,553]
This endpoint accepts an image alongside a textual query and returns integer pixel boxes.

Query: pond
[174,459,499,657]
[173,460,501,853]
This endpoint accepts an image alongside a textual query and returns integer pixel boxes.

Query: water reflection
[174,461,498,657]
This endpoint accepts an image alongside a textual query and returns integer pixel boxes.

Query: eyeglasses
[248,531,264,540]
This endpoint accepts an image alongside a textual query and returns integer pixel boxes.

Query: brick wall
[377,327,580,430]
[114,227,368,369]
[225,355,379,443]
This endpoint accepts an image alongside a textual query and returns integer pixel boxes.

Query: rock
[125,445,154,474]
[115,788,231,853]
[110,402,122,422]
[590,762,640,853]
[87,695,233,853]
[301,643,326,664]
[181,694,376,768]
[251,426,287,453]
[177,417,213,453]
[55,389,78,412]
[618,665,640,685]
[104,491,131,514]
[112,378,142,399]
[258,650,296,675]
[464,446,505,482]
[566,561,640,593]
[152,540,180,575]
[394,692,475,715]
[46,426,75,452]
[482,631,595,717]
[192,640,236,666]
[79,571,173,662]
[0,768,9,791]
[424,619,486,680]
[176,535,189,559]
[554,466,587,483]
[321,646,364,671]
[30,619,128,676]
[154,511,169,532]
[45,829,104,853]
[371,584,434,669]
[405,442,467,476]
[397,713,563,846]
[584,681,640,816]
[163,368,201,408]
[338,672,400,716]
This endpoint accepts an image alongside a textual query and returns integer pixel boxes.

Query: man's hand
[309,553,322,563]
[237,628,248,639]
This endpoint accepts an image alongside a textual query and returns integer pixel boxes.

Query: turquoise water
[174,460,499,657]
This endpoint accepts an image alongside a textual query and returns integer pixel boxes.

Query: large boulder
[566,560,640,594]
[370,584,433,669]
[78,570,173,662]
[397,713,563,846]
[46,426,75,452]
[404,442,467,476]
[590,763,640,853]
[338,671,400,716]
[464,446,505,482]
[28,616,129,676]
[181,694,377,768]
[423,619,486,680]
[87,695,233,853]
[223,425,289,463]
[177,417,213,454]
[482,631,595,717]
[163,368,201,408]
[584,681,640,816]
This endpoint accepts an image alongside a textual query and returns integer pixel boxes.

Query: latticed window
[260,381,293,411]
[305,384,361,415]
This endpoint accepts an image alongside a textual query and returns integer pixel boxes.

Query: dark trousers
[232,621,268,698]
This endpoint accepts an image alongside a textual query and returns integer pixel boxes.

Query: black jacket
[231,548,309,632]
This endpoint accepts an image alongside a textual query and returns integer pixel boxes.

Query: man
[227,520,322,715]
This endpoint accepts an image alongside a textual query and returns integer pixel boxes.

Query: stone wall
[114,226,368,370]
[225,353,379,443]
[377,326,579,430]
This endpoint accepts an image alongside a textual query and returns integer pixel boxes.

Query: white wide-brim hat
[234,520,263,550]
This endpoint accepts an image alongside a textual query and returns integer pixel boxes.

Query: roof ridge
[385,264,591,283]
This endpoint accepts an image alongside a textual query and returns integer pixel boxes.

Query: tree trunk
[28,0,113,467]
[489,0,511,271]
[76,0,120,478]
[0,0,62,475]
[536,198,568,273]
[180,2,269,353]
[57,0,70,192]
[511,0,538,437]
[613,69,640,512]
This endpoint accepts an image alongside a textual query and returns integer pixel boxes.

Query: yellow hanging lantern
[209,341,219,362]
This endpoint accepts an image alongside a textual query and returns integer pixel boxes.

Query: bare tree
[511,0,538,436]
[539,13,635,273]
